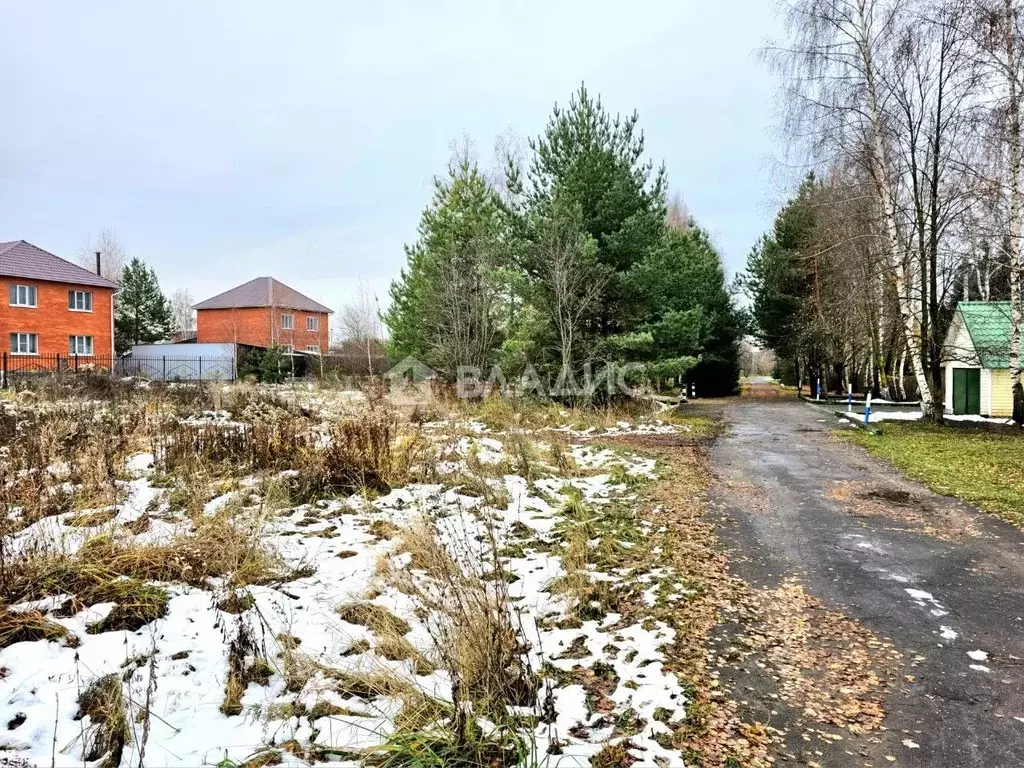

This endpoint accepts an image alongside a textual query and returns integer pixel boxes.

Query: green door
[953,368,981,415]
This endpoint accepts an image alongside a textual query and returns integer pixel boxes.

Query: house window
[9,284,37,307]
[68,291,93,311]
[10,333,38,355]
[69,336,94,356]
[306,316,319,331]
[307,345,320,354]
[281,314,294,330]
[282,344,294,354]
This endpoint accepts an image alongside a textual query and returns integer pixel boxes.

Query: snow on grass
[549,419,680,437]
[841,410,1018,425]
[0,404,690,767]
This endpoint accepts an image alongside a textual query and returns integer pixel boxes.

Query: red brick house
[193,277,331,353]
[1,240,117,362]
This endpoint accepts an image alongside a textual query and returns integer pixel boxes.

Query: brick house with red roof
[193,277,331,354]
[1,240,118,362]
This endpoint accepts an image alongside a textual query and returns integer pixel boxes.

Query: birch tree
[962,0,1024,419]
[532,203,607,380]
[338,279,382,374]
[75,228,128,283]
[774,0,935,411]
[169,289,196,338]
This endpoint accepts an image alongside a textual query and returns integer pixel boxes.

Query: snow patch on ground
[0,411,690,767]
[842,410,1018,425]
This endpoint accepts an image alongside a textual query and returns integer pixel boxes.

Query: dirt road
[703,399,1024,767]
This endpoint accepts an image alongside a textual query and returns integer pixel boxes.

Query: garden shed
[942,301,1013,417]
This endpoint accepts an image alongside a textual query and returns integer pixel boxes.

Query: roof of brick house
[0,240,118,288]
[193,276,333,314]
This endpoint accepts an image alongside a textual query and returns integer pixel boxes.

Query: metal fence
[0,350,397,388]
[0,353,237,386]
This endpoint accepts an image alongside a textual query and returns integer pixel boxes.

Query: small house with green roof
[942,301,1014,417]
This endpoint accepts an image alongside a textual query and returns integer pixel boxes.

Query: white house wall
[944,363,953,413]
[944,313,980,366]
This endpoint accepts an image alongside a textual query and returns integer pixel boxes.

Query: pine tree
[623,225,744,394]
[508,85,741,394]
[115,258,174,354]
[385,158,512,377]
[509,84,667,335]
[739,176,819,385]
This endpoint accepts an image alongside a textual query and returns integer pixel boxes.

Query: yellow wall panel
[990,368,1014,417]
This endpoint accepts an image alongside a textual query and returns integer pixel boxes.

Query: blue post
[817,378,822,401]
[847,383,853,413]
[865,393,872,426]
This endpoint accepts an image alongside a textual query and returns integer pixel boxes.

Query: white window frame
[280,313,294,330]
[9,284,37,307]
[69,335,94,356]
[10,332,38,355]
[306,316,319,331]
[306,345,320,354]
[68,290,93,312]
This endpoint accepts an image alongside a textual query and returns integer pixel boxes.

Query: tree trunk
[861,43,934,411]
[896,345,907,402]
[1005,0,1024,424]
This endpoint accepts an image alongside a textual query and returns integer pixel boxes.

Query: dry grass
[75,673,130,768]
[221,619,274,715]
[448,393,666,435]
[113,504,276,583]
[84,582,170,634]
[548,523,606,621]
[376,635,436,676]
[217,590,256,614]
[591,742,638,768]
[0,607,79,649]
[330,667,416,701]
[152,409,310,475]
[336,602,412,636]
[0,402,136,533]
[364,515,542,765]
[547,436,581,477]
[448,472,512,508]
[4,506,282,634]
[281,399,432,503]
[384,518,537,719]
[65,509,118,528]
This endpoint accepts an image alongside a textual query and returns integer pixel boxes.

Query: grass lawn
[842,422,1024,527]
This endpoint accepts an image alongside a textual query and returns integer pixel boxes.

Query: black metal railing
[0,353,237,386]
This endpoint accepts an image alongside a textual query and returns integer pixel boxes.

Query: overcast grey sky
[0,1,787,317]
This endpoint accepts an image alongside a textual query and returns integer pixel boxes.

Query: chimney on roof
[95,251,102,276]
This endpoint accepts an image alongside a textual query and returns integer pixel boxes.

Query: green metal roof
[958,301,1013,368]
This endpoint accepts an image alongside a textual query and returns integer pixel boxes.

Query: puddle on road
[831,481,982,541]
[861,487,915,506]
